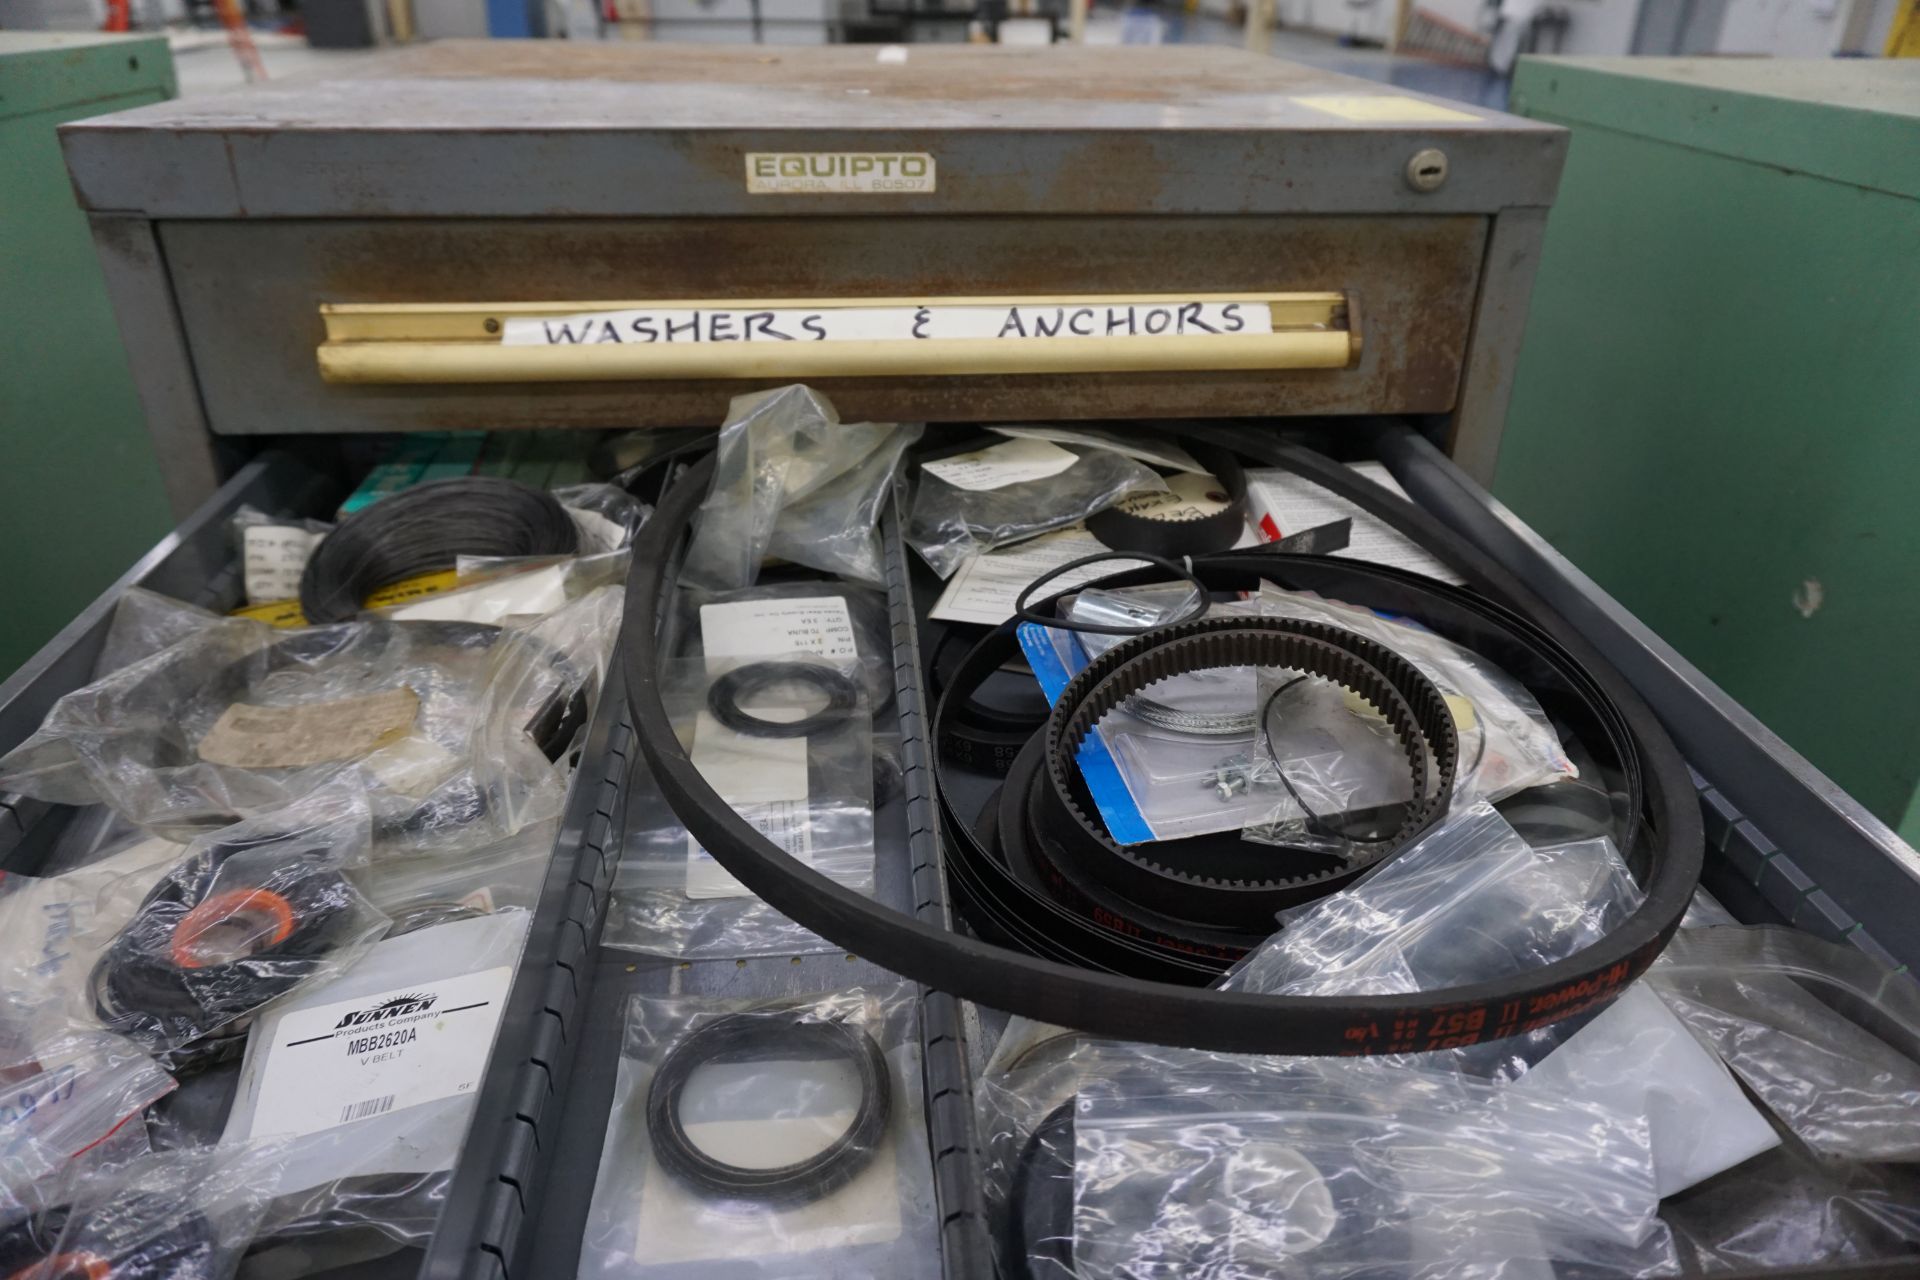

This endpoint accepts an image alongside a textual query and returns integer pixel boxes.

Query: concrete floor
[171,13,1505,106]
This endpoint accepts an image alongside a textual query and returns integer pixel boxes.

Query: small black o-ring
[644,1013,891,1206]
[706,662,860,739]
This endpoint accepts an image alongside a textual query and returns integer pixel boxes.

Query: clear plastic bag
[681,384,911,591]
[0,616,525,838]
[96,586,222,678]
[766,423,923,585]
[0,1032,175,1220]
[552,482,650,554]
[1259,585,1574,795]
[1661,1120,1920,1272]
[455,584,623,843]
[1221,804,1643,1077]
[907,440,1168,579]
[1648,924,1920,1162]
[1068,1046,1675,1280]
[0,832,190,1064]
[975,1023,1087,1280]
[578,983,936,1280]
[0,1139,288,1280]
[1516,984,1780,1197]
[81,787,390,1065]
[607,654,875,959]
[1243,664,1421,857]
[221,909,531,1252]
[361,816,558,932]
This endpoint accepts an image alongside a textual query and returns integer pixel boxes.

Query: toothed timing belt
[1035,615,1458,933]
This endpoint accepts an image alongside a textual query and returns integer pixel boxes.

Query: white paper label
[244,966,513,1141]
[930,525,1149,626]
[501,300,1272,348]
[1246,462,1465,584]
[745,151,935,194]
[686,800,815,899]
[243,524,325,605]
[700,597,859,673]
[1110,470,1249,524]
[922,438,1080,492]
[989,425,1205,474]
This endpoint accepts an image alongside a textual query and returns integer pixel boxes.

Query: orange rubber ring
[6,1250,112,1280]
[170,888,297,970]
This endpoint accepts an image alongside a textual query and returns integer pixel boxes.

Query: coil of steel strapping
[300,477,579,624]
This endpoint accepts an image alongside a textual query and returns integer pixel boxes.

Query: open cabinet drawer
[448,422,1920,1280]
[0,450,635,1280]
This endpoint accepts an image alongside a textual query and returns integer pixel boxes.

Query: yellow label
[229,569,464,628]
[1293,94,1480,124]
[231,599,309,628]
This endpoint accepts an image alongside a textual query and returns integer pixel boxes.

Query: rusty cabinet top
[60,42,1563,219]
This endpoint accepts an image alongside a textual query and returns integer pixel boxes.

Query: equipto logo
[334,992,438,1030]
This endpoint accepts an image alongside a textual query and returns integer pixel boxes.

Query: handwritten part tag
[198,687,421,768]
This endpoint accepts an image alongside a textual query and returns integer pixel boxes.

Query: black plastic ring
[706,661,860,740]
[644,1013,891,1206]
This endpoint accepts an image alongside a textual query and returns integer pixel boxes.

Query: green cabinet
[0,33,176,679]
[1498,57,1920,841]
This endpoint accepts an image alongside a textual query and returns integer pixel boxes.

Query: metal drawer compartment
[0,452,635,1280]
[454,423,1920,1280]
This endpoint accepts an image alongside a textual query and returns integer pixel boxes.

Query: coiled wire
[300,477,579,624]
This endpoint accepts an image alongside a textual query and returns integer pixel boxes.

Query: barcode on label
[340,1095,396,1124]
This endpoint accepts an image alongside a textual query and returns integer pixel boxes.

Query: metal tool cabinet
[29,39,1920,1280]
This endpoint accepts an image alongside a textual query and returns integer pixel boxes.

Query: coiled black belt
[1084,440,1249,559]
[644,1013,891,1206]
[1035,616,1457,934]
[91,835,364,1063]
[623,443,1703,1056]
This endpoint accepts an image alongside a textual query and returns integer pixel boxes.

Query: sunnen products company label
[245,966,513,1140]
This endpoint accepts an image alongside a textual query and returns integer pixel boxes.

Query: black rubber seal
[644,1013,891,1206]
[624,443,1703,1055]
[1085,440,1249,559]
[1004,1102,1076,1280]
[706,661,860,740]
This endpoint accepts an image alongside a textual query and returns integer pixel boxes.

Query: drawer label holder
[316,293,1357,384]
